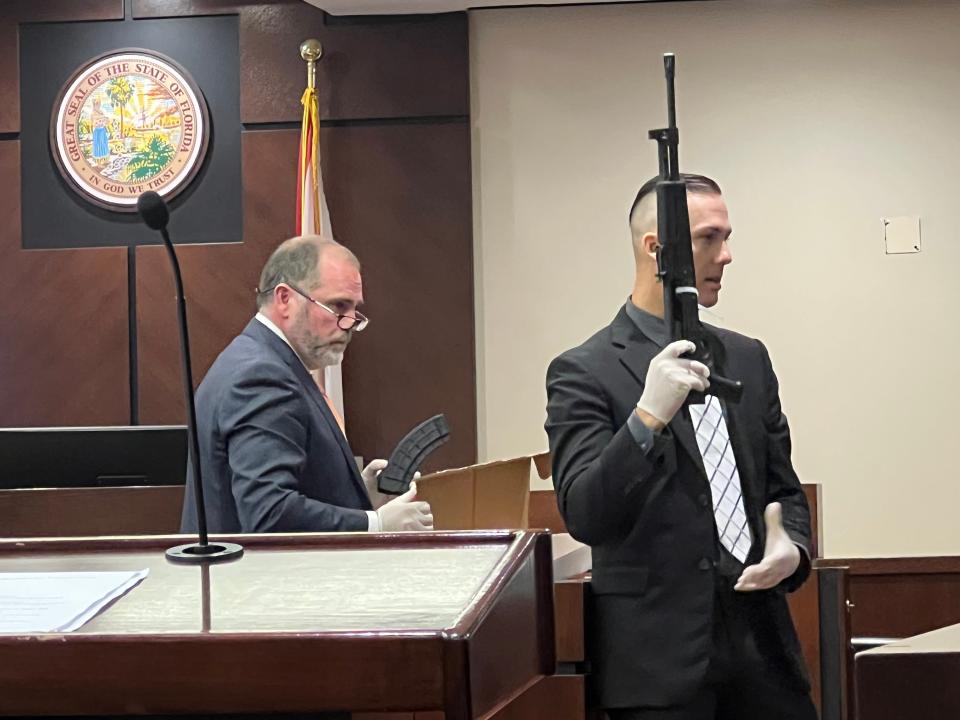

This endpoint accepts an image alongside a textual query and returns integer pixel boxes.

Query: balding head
[256,235,365,370]
[257,235,359,310]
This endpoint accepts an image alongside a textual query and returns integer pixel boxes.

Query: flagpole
[300,38,323,89]
[297,37,346,428]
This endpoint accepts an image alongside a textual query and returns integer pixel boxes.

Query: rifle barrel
[664,53,676,130]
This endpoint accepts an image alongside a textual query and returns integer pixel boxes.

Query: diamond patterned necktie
[688,395,752,563]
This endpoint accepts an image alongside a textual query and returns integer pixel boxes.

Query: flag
[297,84,345,427]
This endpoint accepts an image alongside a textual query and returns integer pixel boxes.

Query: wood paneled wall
[0,1,476,471]
[0,1,130,427]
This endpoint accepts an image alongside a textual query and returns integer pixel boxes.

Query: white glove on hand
[376,482,434,532]
[635,340,711,425]
[734,502,801,592]
[361,459,391,510]
[362,459,421,511]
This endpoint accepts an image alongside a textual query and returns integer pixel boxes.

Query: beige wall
[470,0,960,558]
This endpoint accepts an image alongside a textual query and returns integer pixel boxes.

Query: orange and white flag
[297,85,345,427]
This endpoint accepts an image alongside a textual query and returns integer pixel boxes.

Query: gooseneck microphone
[137,191,243,564]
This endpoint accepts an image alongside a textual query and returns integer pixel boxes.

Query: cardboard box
[416,454,549,530]
[416,452,592,579]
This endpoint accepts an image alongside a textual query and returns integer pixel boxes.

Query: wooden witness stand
[0,483,822,720]
[0,531,555,720]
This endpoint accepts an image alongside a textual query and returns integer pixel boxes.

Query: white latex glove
[361,459,391,510]
[734,502,801,592]
[376,482,434,532]
[361,459,421,511]
[635,340,711,426]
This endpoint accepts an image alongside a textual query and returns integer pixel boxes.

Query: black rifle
[648,53,743,404]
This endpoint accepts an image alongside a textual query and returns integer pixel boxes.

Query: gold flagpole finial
[299,38,323,90]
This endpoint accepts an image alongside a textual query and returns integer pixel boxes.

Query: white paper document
[0,569,149,634]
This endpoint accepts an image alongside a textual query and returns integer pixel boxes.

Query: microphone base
[165,541,244,564]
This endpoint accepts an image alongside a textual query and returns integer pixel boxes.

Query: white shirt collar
[254,313,309,371]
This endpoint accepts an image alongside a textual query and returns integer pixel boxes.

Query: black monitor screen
[0,426,187,490]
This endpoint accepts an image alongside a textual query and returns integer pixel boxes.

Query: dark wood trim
[0,485,182,538]
[442,636,471,720]
[855,641,960,720]
[487,674,585,720]
[1,633,448,715]
[130,0,298,18]
[451,533,537,636]
[554,579,585,663]
[0,529,521,553]
[818,567,850,720]
[466,544,553,717]
[354,675,586,720]
[787,569,822,715]
[816,556,960,575]
[535,532,558,673]
[477,674,543,720]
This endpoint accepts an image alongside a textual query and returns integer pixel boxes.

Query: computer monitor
[0,425,187,490]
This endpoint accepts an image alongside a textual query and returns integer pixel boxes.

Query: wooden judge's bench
[0,470,824,720]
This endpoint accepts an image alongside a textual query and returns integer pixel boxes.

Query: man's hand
[361,459,391,509]
[636,340,711,428]
[376,482,434,532]
[734,502,800,592]
[361,459,420,510]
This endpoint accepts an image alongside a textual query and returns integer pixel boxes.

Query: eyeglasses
[258,283,370,332]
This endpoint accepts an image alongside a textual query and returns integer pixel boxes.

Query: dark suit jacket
[181,318,372,534]
[545,306,812,709]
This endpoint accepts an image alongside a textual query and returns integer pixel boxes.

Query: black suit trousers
[607,576,818,720]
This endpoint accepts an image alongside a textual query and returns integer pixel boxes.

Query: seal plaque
[51,50,210,211]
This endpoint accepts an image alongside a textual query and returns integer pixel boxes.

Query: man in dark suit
[545,175,817,719]
[181,236,433,534]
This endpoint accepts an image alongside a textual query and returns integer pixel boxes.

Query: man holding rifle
[545,173,817,719]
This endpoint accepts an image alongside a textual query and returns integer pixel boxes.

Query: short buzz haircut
[628,173,722,225]
[256,236,357,310]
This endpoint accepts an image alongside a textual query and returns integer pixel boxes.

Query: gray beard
[316,348,344,369]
